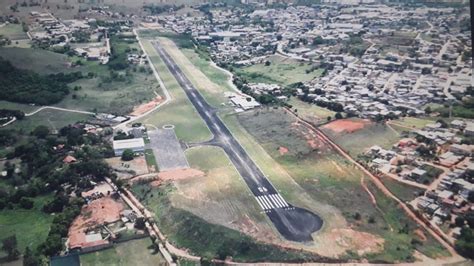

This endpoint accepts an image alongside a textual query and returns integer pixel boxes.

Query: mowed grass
[181,48,233,91]
[321,119,401,156]
[0,23,28,40]
[80,238,166,266]
[4,110,92,132]
[0,195,54,253]
[157,37,233,108]
[176,146,267,226]
[233,55,323,86]
[137,39,212,143]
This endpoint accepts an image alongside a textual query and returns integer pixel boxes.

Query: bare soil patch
[130,96,162,116]
[322,119,370,134]
[278,146,289,155]
[158,168,204,181]
[68,196,124,249]
[106,156,149,180]
[325,228,384,256]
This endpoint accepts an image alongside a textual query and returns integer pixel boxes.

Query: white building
[113,138,145,156]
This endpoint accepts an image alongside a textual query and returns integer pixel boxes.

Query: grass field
[1,36,158,130]
[378,175,425,203]
[0,23,28,40]
[236,108,448,261]
[0,47,71,74]
[288,98,336,124]
[144,149,158,172]
[136,39,212,143]
[233,55,323,86]
[391,117,434,130]
[321,119,401,156]
[0,195,54,254]
[131,183,326,262]
[80,238,166,266]
[4,110,92,132]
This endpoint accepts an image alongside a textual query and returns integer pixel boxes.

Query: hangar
[113,138,145,156]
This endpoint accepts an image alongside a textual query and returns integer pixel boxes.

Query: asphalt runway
[152,41,323,242]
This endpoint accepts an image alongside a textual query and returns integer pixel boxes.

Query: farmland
[233,55,324,86]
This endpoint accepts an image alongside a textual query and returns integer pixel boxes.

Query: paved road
[152,41,323,242]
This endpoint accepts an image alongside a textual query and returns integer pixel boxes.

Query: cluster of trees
[0,58,83,105]
[314,100,344,112]
[0,123,118,262]
[143,4,184,15]
[0,109,25,120]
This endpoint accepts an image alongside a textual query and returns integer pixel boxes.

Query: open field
[136,39,212,143]
[233,55,324,86]
[390,117,434,130]
[132,183,327,262]
[288,98,336,124]
[236,108,448,261]
[321,118,401,156]
[378,175,425,203]
[80,238,166,266]
[0,23,27,40]
[0,47,71,74]
[0,37,158,130]
[0,195,54,253]
[4,110,92,132]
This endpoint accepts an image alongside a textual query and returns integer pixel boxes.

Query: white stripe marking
[270,194,284,208]
[255,197,266,210]
[262,195,274,209]
[257,196,270,210]
[276,194,289,207]
[272,194,286,207]
[268,194,282,208]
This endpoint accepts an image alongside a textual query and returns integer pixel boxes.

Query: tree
[425,106,432,114]
[2,235,20,260]
[19,197,34,209]
[32,125,50,139]
[455,216,465,227]
[335,112,343,119]
[264,61,271,66]
[23,247,39,266]
[327,116,331,122]
[121,149,134,161]
[455,228,474,259]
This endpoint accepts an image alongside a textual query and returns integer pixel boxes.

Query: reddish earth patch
[278,146,289,155]
[130,95,162,116]
[68,196,124,249]
[158,168,204,181]
[415,229,427,241]
[322,119,369,133]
